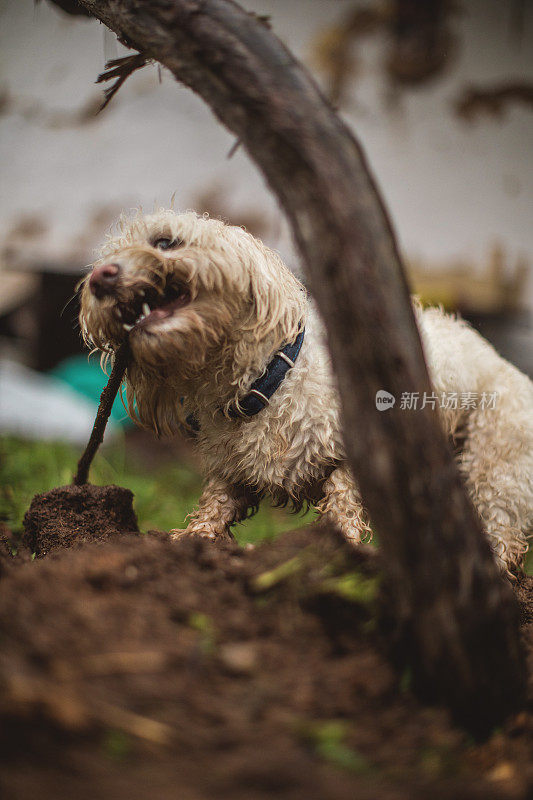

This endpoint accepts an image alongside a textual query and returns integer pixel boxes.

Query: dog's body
[80,210,533,575]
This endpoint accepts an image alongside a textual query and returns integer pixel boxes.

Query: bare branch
[96,53,148,111]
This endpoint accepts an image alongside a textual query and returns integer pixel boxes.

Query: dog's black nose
[89,263,121,298]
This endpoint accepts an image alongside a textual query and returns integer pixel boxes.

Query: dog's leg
[171,479,252,541]
[315,466,372,544]
[458,397,532,578]
[417,307,533,576]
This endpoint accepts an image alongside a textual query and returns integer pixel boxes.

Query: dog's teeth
[142,303,150,316]
[139,290,145,297]
[116,309,122,319]
[123,323,133,332]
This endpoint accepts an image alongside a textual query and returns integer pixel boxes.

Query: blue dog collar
[227,328,305,419]
[186,327,305,432]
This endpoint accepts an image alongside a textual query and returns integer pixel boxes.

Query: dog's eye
[152,237,184,251]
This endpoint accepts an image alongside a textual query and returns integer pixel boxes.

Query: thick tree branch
[76,0,524,733]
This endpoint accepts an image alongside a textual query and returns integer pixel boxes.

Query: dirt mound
[22,484,139,556]
[0,516,532,800]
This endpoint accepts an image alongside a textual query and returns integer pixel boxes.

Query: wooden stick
[73,343,130,486]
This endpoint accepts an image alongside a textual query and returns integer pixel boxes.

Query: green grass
[294,719,371,774]
[0,435,314,545]
[1,435,530,572]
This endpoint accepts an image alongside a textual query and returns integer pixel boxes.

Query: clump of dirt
[0,516,532,800]
[22,484,139,557]
[1,524,17,578]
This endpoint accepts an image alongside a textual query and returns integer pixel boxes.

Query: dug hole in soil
[0,483,532,800]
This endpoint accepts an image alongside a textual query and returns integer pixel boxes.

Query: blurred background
[1,0,532,544]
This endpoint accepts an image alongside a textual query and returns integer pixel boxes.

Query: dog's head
[79,210,307,433]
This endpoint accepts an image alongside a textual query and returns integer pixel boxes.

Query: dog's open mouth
[116,283,191,334]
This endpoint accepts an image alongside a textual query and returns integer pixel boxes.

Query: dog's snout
[89,263,121,298]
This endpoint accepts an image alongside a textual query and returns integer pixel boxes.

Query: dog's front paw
[168,526,216,541]
[169,524,234,542]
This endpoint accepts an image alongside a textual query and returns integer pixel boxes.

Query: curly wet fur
[80,209,533,576]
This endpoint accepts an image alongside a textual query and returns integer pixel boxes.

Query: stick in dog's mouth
[118,282,191,334]
[73,342,130,486]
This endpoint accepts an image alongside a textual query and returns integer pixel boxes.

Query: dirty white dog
[80,210,533,576]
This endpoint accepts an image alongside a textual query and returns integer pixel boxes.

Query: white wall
[0,0,532,303]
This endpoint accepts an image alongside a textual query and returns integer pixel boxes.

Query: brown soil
[22,484,139,556]
[0,488,532,800]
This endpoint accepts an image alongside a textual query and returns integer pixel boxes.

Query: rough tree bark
[76,0,524,733]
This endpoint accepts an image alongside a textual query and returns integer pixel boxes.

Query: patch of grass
[294,719,371,774]
[4,435,527,573]
[317,572,380,605]
[102,729,132,761]
[399,667,413,694]
[418,744,460,778]
[252,553,308,592]
[188,612,216,655]
[0,435,314,545]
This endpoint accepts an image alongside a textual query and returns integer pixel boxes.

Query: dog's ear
[245,241,306,349]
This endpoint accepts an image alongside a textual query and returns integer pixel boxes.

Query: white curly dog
[80,210,533,576]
